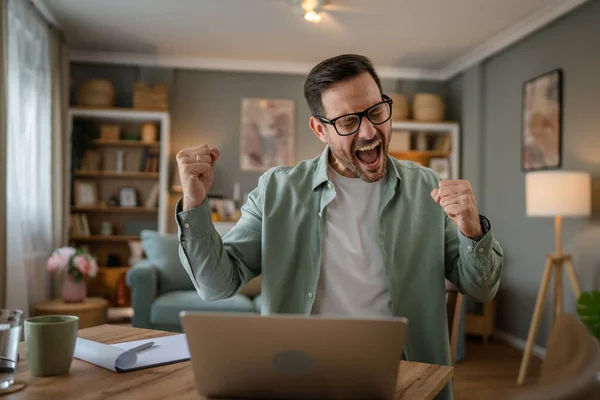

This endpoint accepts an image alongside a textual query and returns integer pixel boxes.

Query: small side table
[34,297,109,329]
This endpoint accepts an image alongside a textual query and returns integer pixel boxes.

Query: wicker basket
[133,83,169,111]
[76,79,115,108]
[413,93,445,122]
[388,92,409,121]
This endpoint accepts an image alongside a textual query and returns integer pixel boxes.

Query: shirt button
[479,248,484,253]
[483,275,489,281]
[467,246,472,251]
[184,223,190,229]
[327,182,333,189]
[308,292,313,298]
[318,212,322,218]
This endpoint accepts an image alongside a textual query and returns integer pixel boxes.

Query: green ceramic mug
[24,315,79,377]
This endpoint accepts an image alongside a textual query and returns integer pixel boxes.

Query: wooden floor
[453,338,543,400]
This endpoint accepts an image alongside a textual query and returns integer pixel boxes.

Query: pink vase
[61,274,87,302]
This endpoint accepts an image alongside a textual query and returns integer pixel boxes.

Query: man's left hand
[431,180,483,239]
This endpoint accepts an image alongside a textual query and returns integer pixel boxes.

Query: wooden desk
[9,325,452,400]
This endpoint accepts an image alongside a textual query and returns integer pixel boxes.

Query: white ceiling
[40,0,589,79]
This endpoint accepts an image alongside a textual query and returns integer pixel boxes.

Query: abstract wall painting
[522,69,563,171]
[240,98,294,171]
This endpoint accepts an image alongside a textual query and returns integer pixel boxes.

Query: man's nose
[357,116,377,140]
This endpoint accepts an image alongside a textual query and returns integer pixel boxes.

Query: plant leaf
[577,290,600,341]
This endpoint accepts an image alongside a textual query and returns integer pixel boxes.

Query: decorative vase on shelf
[61,274,87,303]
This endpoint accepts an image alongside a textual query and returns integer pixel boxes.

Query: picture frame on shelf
[429,157,451,180]
[521,69,562,171]
[74,180,98,206]
[119,186,138,208]
[208,197,237,222]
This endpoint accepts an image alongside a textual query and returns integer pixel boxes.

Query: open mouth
[355,140,382,170]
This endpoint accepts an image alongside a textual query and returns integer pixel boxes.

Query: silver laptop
[180,311,408,400]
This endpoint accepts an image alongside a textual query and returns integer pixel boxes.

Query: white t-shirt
[311,165,393,317]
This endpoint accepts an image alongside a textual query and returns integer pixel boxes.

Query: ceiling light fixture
[296,0,327,23]
[304,10,321,23]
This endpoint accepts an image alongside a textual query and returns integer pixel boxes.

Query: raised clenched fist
[176,144,220,211]
[431,179,483,239]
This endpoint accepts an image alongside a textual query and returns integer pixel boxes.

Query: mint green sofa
[125,230,262,332]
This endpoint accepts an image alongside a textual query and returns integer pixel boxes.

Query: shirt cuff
[175,198,213,240]
[457,227,493,265]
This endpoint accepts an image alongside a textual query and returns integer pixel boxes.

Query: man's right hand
[176,144,220,211]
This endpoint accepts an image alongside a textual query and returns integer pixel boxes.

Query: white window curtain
[5,0,52,315]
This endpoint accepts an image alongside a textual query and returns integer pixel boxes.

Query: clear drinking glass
[0,310,23,390]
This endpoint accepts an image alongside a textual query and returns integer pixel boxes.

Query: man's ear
[309,116,328,144]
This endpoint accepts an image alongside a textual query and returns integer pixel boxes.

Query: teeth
[357,140,381,152]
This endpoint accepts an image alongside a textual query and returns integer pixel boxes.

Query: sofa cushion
[140,230,195,294]
[150,291,257,327]
[253,294,263,313]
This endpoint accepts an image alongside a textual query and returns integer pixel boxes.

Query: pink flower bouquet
[47,246,98,282]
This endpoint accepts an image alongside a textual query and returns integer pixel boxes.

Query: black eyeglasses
[317,94,393,136]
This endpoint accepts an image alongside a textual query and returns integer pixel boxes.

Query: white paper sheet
[74,338,137,372]
[74,334,191,373]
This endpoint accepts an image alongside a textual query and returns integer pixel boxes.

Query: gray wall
[71,63,447,233]
[449,0,600,346]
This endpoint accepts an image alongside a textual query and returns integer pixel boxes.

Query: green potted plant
[577,290,600,341]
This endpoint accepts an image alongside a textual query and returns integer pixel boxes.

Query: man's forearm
[445,218,504,301]
[176,199,262,301]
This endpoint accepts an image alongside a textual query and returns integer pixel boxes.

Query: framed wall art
[522,69,563,171]
[240,98,294,171]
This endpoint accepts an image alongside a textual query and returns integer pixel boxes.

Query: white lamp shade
[526,171,591,217]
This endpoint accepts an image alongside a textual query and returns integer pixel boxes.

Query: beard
[328,130,389,183]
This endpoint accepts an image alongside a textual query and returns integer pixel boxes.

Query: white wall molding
[494,331,547,360]
[440,0,591,79]
[69,51,445,81]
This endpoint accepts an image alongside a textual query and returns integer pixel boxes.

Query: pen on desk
[128,341,155,353]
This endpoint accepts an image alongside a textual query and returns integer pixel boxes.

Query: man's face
[310,72,391,182]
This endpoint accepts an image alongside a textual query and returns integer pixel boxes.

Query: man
[175,54,503,400]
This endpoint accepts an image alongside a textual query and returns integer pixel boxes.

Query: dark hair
[304,54,383,117]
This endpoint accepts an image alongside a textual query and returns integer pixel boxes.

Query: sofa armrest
[126,260,158,329]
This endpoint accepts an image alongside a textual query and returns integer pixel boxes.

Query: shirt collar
[311,145,402,191]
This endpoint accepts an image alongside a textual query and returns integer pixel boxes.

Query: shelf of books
[389,120,460,180]
[68,107,170,308]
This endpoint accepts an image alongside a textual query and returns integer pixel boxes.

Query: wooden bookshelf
[389,150,451,158]
[93,139,160,148]
[68,106,168,308]
[389,151,451,168]
[72,206,158,213]
[389,120,460,179]
[391,120,458,132]
[85,266,132,309]
[73,171,159,179]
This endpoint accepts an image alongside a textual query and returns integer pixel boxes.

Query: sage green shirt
[176,146,503,400]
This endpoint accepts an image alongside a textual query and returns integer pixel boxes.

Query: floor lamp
[517,170,591,385]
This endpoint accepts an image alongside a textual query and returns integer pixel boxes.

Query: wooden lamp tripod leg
[517,256,555,385]
[564,257,582,299]
[553,260,563,327]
